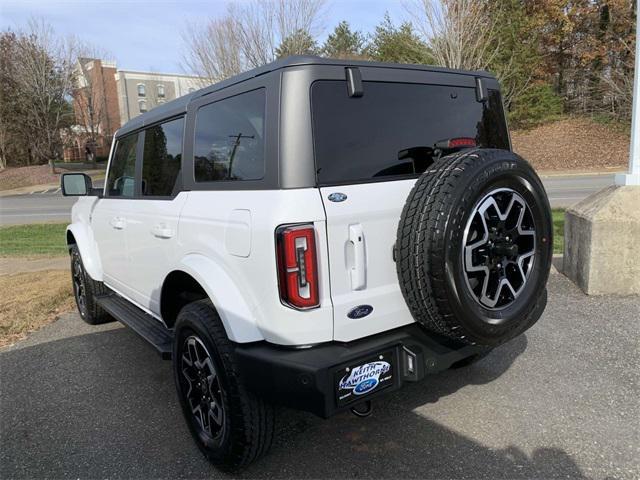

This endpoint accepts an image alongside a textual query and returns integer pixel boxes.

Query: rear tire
[396,149,552,346]
[70,245,111,325]
[173,300,275,472]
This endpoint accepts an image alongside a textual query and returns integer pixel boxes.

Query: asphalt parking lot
[1,267,638,479]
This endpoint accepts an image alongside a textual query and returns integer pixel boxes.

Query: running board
[96,293,173,360]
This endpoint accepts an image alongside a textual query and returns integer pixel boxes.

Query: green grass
[552,208,564,254]
[0,223,68,257]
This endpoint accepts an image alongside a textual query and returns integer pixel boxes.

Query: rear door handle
[152,223,174,239]
[348,224,366,290]
[110,217,126,230]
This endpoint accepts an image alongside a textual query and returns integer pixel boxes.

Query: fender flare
[66,223,103,282]
[177,254,264,343]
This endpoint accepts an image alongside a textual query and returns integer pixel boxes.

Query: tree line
[0,1,635,170]
[184,0,636,129]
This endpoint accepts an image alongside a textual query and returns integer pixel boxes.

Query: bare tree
[182,0,326,81]
[407,0,498,71]
[13,19,77,172]
[182,16,242,84]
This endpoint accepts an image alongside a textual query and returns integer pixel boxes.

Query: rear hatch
[312,77,509,342]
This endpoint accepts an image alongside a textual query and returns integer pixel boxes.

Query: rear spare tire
[396,148,552,346]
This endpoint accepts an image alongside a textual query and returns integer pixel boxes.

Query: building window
[139,100,147,113]
[157,84,165,98]
[137,83,146,97]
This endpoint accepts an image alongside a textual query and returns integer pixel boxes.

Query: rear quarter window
[194,89,266,182]
[311,80,509,186]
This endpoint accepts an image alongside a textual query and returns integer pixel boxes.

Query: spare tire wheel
[396,148,552,347]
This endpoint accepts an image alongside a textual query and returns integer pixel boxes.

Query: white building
[115,69,205,125]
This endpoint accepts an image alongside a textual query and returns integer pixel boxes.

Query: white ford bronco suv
[62,56,552,471]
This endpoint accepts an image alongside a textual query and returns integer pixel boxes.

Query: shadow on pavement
[0,325,584,479]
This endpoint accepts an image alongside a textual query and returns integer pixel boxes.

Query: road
[542,173,616,208]
[1,268,638,479]
[0,174,618,225]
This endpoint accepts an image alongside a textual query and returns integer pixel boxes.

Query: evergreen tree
[275,29,318,58]
[321,21,366,59]
[367,14,432,64]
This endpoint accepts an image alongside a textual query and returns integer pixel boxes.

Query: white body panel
[176,189,333,345]
[70,188,332,345]
[320,180,418,342]
[124,192,189,312]
[91,198,137,296]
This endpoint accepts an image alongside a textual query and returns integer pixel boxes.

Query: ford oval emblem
[328,192,347,202]
[347,305,373,319]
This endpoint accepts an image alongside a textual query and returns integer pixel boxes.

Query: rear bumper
[234,324,487,418]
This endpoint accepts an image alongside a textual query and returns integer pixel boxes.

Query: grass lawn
[0,270,74,347]
[0,223,68,257]
[552,209,565,254]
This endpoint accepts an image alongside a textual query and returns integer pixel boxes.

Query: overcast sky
[0,0,406,74]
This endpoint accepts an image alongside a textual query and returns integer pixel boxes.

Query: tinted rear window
[311,81,509,186]
[194,89,265,182]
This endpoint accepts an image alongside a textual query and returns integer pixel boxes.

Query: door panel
[125,116,187,315]
[93,131,140,295]
[91,199,136,295]
[320,179,417,342]
[125,194,189,313]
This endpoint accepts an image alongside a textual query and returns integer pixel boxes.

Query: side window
[194,89,265,182]
[106,133,138,197]
[142,117,184,197]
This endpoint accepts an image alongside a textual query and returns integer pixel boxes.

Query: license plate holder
[334,350,395,407]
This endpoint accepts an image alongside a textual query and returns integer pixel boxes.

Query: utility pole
[615,0,640,186]
[227,132,254,179]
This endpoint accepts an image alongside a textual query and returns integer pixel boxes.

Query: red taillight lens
[276,224,319,309]
[448,137,477,148]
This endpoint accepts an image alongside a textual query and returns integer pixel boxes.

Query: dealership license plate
[335,350,394,407]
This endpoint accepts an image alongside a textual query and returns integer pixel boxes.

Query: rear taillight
[276,224,319,309]
[435,137,477,149]
[448,137,477,148]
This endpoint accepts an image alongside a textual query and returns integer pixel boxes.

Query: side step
[96,293,173,360]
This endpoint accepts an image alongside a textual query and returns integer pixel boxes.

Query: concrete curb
[537,169,622,178]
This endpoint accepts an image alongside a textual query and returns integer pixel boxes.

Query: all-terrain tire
[396,148,552,347]
[173,300,275,472]
[69,244,112,325]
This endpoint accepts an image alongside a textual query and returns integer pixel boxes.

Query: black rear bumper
[234,324,486,418]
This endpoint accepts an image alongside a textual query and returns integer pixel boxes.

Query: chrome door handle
[348,224,366,290]
[110,217,126,230]
[152,224,174,239]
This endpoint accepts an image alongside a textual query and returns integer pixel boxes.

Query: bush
[509,84,563,129]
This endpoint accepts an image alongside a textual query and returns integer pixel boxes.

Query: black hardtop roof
[116,55,495,138]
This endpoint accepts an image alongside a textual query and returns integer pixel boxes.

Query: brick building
[67,59,203,162]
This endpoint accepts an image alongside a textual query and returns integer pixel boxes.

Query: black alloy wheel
[179,334,226,443]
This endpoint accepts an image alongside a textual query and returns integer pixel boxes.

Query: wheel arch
[162,255,264,343]
[66,223,103,282]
